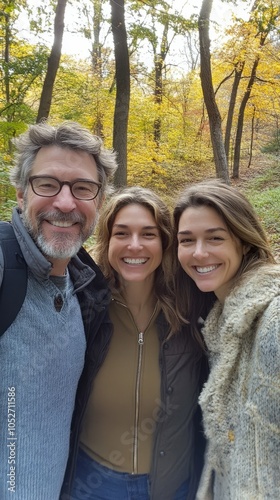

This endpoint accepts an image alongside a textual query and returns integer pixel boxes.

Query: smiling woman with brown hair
[70,186,208,500]
[173,179,280,500]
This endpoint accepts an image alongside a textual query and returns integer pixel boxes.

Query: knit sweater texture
[196,265,280,500]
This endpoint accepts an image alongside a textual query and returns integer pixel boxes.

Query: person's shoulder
[76,246,103,275]
[236,264,280,302]
[260,293,280,326]
[0,220,15,288]
[0,243,3,288]
[76,246,110,290]
[255,294,280,374]
[77,246,96,267]
[254,265,280,335]
[244,277,280,409]
[247,263,280,284]
[166,323,205,359]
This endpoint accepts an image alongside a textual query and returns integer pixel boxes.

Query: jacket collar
[12,207,52,280]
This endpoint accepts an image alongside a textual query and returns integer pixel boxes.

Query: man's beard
[22,208,96,260]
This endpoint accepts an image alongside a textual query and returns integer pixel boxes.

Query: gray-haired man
[0,121,118,499]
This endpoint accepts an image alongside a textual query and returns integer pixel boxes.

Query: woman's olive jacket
[60,273,207,500]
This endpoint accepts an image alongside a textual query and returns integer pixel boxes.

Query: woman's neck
[120,279,157,332]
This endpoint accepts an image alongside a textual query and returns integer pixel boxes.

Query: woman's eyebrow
[178,227,227,235]
[112,224,158,229]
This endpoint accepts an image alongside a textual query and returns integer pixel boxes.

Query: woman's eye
[178,238,193,244]
[143,232,156,237]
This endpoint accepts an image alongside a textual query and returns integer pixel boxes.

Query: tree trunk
[153,21,169,146]
[247,104,255,168]
[224,61,245,163]
[92,0,102,73]
[198,0,229,183]
[92,0,104,138]
[232,0,279,177]
[3,11,10,111]
[110,0,130,187]
[232,32,268,178]
[2,8,12,152]
[36,0,67,122]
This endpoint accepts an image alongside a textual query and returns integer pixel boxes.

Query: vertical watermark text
[7,386,16,493]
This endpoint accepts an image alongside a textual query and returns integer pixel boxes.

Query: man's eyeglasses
[29,176,101,201]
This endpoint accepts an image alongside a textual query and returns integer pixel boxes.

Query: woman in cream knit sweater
[173,179,280,499]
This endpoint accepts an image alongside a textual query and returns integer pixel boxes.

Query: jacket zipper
[133,306,158,474]
[133,332,143,473]
[114,299,157,474]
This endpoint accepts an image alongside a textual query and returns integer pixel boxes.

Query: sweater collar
[203,265,280,353]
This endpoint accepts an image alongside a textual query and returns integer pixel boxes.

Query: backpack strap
[0,222,28,337]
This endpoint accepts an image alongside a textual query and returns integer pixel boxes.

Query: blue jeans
[70,448,189,499]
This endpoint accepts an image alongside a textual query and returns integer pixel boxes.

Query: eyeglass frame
[28,175,102,201]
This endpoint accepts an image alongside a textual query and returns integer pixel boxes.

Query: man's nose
[52,185,77,212]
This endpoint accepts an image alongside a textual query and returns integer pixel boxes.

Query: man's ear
[16,189,24,210]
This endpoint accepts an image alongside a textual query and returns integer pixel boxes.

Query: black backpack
[0,221,27,336]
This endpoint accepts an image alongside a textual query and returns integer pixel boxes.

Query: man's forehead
[31,145,98,180]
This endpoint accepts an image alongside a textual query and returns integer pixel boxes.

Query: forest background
[0,0,279,255]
